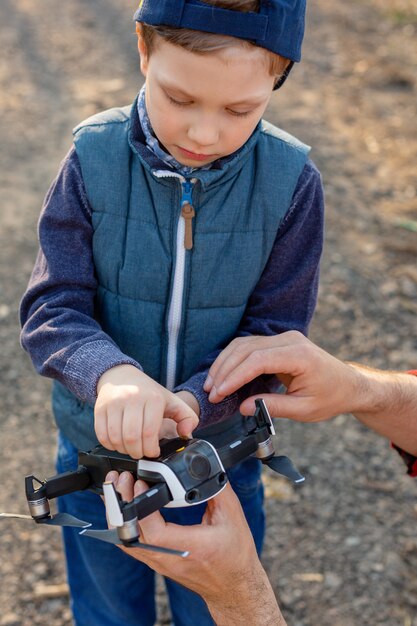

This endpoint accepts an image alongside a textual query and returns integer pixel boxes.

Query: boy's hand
[159,391,200,440]
[175,390,200,418]
[94,365,199,459]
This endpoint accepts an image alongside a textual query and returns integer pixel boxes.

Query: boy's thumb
[167,397,199,435]
[174,414,199,437]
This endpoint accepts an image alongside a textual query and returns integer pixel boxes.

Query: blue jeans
[56,431,264,626]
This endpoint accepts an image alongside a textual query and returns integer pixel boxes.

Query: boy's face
[138,35,275,167]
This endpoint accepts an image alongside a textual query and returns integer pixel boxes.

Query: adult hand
[106,471,286,626]
[204,331,362,421]
[95,365,199,459]
[203,332,417,456]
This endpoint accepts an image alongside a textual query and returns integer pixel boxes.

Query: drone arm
[25,467,92,502]
[44,467,92,499]
[216,435,258,470]
[123,481,172,522]
[196,403,274,472]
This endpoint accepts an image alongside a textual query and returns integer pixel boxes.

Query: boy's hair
[139,0,290,86]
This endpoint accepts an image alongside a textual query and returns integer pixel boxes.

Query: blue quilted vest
[53,96,310,451]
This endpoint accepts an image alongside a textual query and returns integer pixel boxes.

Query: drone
[1,399,305,557]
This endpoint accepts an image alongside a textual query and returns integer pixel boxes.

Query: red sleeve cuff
[392,443,417,477]
[391,370,417,476]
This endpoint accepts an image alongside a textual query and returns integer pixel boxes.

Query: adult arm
[345,365,417,458]
[106,472,286,626]
[176,161,325,427]
[204,331,417,457]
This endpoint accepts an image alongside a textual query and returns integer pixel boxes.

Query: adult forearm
[206,561,287,626]
[350,365,417,456]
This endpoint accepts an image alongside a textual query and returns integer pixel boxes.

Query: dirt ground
[1,1,416,625]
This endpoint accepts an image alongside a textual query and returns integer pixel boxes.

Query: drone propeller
[0,513,34,521]
[79,481,188,557]
[0,511,91,528]
[39,512,92,528]
[263,455,305,484]
[80,527,189,557]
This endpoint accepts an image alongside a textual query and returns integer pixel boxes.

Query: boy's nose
[187,118,219,148]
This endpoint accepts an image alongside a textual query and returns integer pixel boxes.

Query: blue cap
[134,0,306,63]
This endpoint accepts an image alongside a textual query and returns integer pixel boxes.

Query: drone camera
[184,451,211,480]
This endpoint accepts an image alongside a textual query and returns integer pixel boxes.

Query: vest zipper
[166,178,196,390]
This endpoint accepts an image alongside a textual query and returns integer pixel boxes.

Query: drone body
[138,438,227,507]
[2,400,305,556]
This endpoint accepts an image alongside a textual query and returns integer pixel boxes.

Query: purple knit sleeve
[20,147,142,405]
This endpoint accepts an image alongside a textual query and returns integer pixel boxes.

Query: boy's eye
[166,93,192,107]
[226,109,253,118]
[164,90,255,117]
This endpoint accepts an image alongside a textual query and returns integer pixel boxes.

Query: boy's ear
[136,23,149,76]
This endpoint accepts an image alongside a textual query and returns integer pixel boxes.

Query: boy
[20,1,324,624]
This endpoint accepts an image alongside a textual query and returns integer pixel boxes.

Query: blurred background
[0,1,416,624]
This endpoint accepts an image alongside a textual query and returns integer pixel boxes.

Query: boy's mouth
[177,146,217,162]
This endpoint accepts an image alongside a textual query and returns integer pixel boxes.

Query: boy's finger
[122,404,142,459]
[175,415,199,437]
[106,407,124,452]
[142,398,164,457]
[167,397,199,435]
[94,411,115,452]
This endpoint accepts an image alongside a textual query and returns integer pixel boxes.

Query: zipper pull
[182,202,195,250]
[181,180,195,250]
